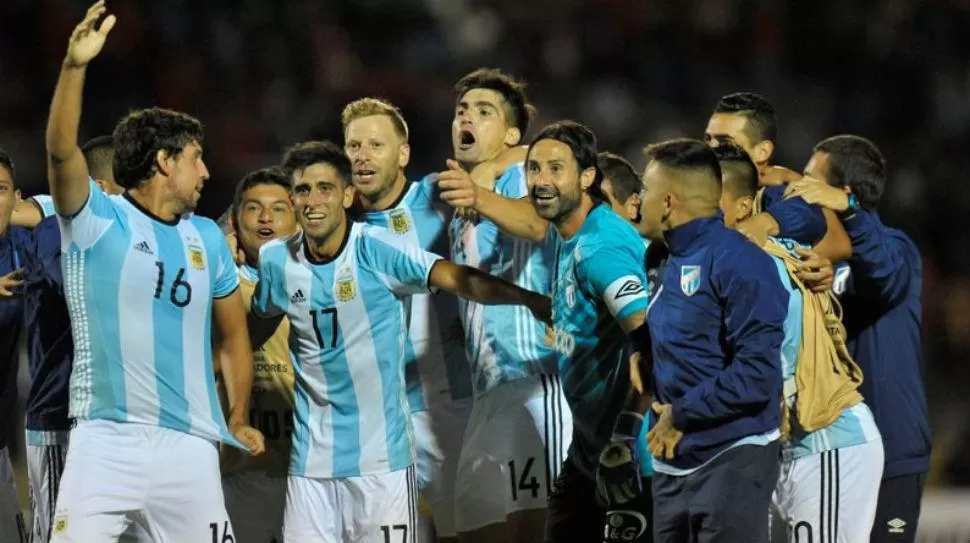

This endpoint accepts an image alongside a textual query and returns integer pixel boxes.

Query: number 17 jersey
[252,222,443,479]
[58,179,243,448]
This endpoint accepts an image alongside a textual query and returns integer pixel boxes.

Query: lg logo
[603,510,648,542]
[551,327,576,357]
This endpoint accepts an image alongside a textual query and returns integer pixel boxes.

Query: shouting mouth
[457,130,476,151]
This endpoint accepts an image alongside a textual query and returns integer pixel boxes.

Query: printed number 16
[209,521,233,543]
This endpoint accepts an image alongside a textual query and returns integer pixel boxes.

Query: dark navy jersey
[0,225,29,449]
[21,216,73,431]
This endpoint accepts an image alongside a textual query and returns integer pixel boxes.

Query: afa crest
[188,244,206,270]
[53,516,68,534]
[389,209,412,235]
[680,265,701,297]
[335,277,356,303]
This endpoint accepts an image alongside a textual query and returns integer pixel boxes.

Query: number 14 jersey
[252,222,443,479]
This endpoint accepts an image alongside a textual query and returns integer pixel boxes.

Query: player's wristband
[612,410,645,442]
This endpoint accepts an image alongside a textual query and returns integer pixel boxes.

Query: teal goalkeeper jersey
[550,204,651,479]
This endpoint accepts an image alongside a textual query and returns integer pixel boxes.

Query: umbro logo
[133,241,153,255]
[290,289,306,304]
[887,518,906,534]
[614,280,645,299]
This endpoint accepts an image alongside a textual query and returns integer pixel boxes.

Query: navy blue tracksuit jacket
[647,216,788,470]
[836,210,930,479]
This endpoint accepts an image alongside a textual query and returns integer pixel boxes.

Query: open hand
[646,402,684,460]
[783,176,850,212]
[65,1,116,68]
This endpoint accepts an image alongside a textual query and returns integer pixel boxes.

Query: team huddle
[0,2,931,543]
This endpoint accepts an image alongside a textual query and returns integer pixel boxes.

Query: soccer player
[703,92,851,260]
[436,69,571,543]
[341,97,473,543]
[716,143,884,543]
[784,136,930,543]
[596,151,642,225]
[46,3,264,540]
[521,121,653,543]
[20,136,153,543]
[247,140,551,543]
[638,139,786,543]
[219,167,299,543]
[0,148,29,543]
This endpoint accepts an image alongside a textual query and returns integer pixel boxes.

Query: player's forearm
[475,189,549,243]
[219,331,255,426]
[453,264,544,307]
[11,200,43,229]
[812,209,852,263]
[46,64,85,161]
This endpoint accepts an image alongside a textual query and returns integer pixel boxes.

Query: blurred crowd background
[1,0,968,489]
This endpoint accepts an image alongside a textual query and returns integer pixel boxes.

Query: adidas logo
[290,289,306,304]
[133,241,153,255]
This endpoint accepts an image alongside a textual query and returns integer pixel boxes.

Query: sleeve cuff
[671,400,690,432]
[213,284,239,300]
[425,257,445,293]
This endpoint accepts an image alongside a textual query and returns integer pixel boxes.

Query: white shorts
[454,374,573,533]
[25,430,69,543]
[50,420,233,542]
[410,399,470,538]
[0,447,27,543]
[284,466,418,543]
[223,471,286,543]
[773,439,884,543]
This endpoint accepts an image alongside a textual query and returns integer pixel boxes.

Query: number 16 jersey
[59,179,243,449]
[252,222,443,479]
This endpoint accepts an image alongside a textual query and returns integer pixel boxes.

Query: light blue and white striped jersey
[768,238,881,460]
[31,194,57,218]
[362,176,472,411]
[252,222,442,479]
[59,179,243,448]
[449,163,558,395]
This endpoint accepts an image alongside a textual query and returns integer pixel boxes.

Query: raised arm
[437,159,550,242]
[46,1,115,217]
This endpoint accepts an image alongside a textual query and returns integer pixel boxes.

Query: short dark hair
[0,148,15,181]
[813,135,886,211]
[528,120,603,199]
[455,68,534,137]
[643,138,723,188]
[714,92,777,143]
[232,166,291,215]
[711,143,758,198]
[112,107,204,189]
[280,140,352,187]
[81,135,115,182]
[596,151,640,204]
